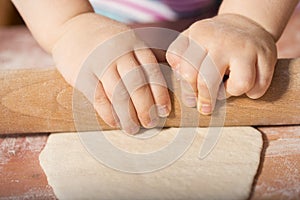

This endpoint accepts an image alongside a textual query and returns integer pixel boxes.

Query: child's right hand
[52,13,171,134]
[166,14,277,115]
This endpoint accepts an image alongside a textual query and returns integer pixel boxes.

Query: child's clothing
[90,0,221,23]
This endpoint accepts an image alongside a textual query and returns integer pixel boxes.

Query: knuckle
[122,68,146,92]
[261,42,276,56]
[115,87,130,101]
[197,78,208,90]
[124,74,147,94]
[230,81,252,95]
[181,71,197,84]
[146,65,162,79]
[189,19,213,38]
[139,49,156,61]
[133,84,149,96]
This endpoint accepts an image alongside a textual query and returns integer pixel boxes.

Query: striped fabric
[163,0,214,13]
[89,0,218,23]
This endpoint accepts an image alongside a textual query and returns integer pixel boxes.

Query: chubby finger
[179,38,207,107]
[94,81,120,128]
[117,53,159,128]
[73,70,120,128]
[197,55,223,115]
[134,48,171,117]
[74,70,99,103]
[246,53,277,99]
[166,30,189,70]
[100,65,140,134]
[225,54,256,96]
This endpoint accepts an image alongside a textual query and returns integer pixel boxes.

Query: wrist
[218,0,299,42]
[215,13,276,43]
[51,13,130,84]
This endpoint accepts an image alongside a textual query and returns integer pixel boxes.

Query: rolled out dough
[40,127,262,200]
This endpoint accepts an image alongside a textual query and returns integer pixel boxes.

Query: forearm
[218,0,299,41]
[11,0,94,52]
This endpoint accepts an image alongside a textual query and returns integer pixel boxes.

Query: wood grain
[0,58,299,134]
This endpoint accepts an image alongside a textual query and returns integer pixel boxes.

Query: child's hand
[53,14,171,134]
[166,14,277,115]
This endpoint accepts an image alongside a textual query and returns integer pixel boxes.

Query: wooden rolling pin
[0,58,299,134]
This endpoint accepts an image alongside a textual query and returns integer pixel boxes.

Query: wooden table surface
[1,9,300,199]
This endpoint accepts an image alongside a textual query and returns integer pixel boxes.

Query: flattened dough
[40,127,262,200]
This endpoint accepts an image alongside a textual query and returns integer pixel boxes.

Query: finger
[72,71,120,128]
[197,55,223,115]
[134,48,171,117]
[117,53,159,128]
[217,83,230,100]
[100,65,140,134]
[72,71,115,128]
[217,70,231,100]
[225,55,256,96]
[179,37,207,107]
[246,53,277,99]
[166,30,189,70]
[94,81,120,128]
[74,70,99,103]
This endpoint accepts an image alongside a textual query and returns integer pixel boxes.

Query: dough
[40,127,262,200]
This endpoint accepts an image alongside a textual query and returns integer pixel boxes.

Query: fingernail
[125,125,140,135]
[157,105,170,117]
[184,96,197,107]
[147,117,159,128]
[200,103,212,115]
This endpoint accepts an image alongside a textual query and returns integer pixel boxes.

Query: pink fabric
[163,0,214,12]
[112,0,169,21]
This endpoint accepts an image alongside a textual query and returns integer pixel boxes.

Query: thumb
[166,30,189,70]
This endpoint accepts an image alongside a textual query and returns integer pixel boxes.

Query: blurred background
[0,0,299,58]
[0,1,23,27]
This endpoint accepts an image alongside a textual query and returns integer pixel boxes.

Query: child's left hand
[166,14,277,115]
